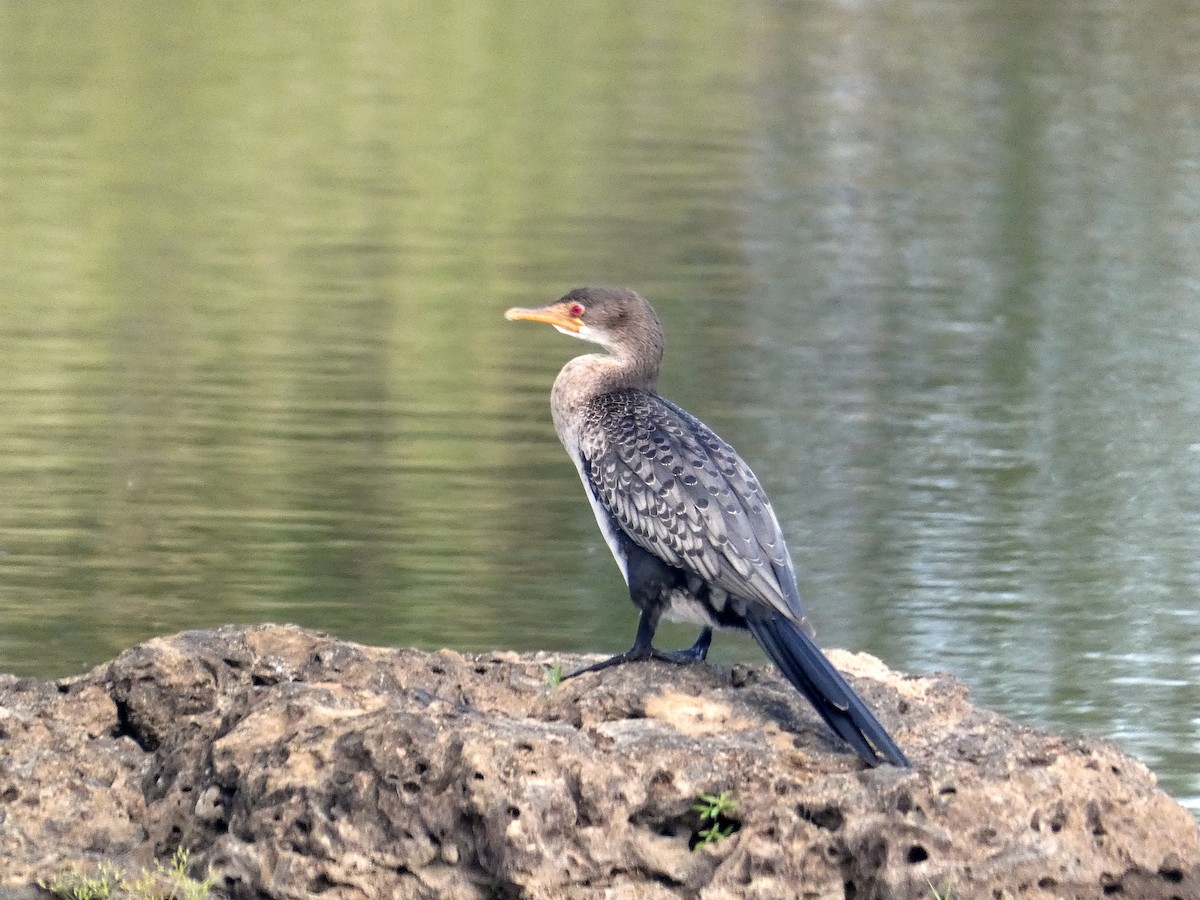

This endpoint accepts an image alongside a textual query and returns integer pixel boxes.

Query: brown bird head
[504,288,664,362]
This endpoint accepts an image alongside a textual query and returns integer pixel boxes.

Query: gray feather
[578,388,809,626]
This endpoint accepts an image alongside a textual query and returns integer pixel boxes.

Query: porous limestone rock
[0,624,1196,899]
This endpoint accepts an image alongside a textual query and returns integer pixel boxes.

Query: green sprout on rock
[691,790,740,850]
[544,662,565,690]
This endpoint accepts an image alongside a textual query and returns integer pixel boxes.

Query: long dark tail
[747,614,910,768]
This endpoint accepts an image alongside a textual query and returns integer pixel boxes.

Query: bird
[505,287,909,768]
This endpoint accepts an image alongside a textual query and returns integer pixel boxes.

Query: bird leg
[563,616,713,680]
[681,626,713,662]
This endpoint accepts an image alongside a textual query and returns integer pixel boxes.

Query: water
[1,1,1198,815]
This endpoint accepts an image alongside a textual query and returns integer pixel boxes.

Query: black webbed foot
[562,627,714,680]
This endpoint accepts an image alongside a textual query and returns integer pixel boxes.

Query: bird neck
[550,346,661,438]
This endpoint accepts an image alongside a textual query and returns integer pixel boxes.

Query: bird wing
[577,388,808,624]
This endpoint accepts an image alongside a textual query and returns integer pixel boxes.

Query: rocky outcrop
[0,624,1196,899]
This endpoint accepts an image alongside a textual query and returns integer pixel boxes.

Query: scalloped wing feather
[578,389,806,623]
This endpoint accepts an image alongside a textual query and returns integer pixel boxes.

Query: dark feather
[747,614,909,767]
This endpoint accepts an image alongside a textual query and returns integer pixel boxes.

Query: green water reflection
[1,2,1197,814]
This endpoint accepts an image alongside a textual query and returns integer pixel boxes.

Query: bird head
[504,287,663,355]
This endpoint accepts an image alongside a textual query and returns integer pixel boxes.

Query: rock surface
[0,624,1197,899]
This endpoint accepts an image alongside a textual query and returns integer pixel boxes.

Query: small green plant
[38,848,214,900]
[132,847,215,900]
[693,790,738,820]
[544,662,565,690]
[38,862,121,900]
[691,790,739,850]
[927,879,955,900]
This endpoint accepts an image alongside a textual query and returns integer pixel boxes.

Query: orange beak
[504,303,584,334]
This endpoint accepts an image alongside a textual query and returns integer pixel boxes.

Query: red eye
[569,303,585,317]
